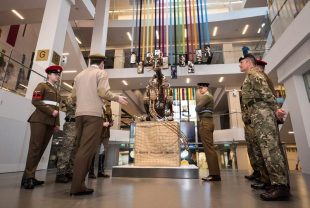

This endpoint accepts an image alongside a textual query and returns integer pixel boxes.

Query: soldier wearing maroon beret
[21,65,62,189]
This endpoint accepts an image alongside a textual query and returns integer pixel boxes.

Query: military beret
[239,54,257,64]
[45,65,63,74]
[197,82,210,87]
[256,59,267,66]
[89,53,106,60]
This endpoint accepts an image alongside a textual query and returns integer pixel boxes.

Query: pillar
[223,43,234,64]
[89,0,110,56]
[114,49,125,68]
[26,0,75,98]
[227,89,243,128]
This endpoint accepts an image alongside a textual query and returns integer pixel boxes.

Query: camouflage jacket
[241,67,278,112]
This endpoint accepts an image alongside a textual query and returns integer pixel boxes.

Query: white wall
[264,2,310,174]
[0,89,65,173]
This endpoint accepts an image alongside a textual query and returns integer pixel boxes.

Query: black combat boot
[55,174,70,183]
[244,170,261,181]
[88,156,96,179]
[97,154,110,178]
[21,177,44,188]
[260,185,290,201]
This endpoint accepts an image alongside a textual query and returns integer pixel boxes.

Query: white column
[25,0,75,98]
[227,89,243,128]
[90,0,110,56]
[223,43,234,64]
[114,49,125,68]
[283,75,310,174]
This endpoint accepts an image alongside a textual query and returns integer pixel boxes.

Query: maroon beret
[256,59,267,66]
[45,65,63,74]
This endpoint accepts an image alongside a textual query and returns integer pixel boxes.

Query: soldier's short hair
[239,54,257,65]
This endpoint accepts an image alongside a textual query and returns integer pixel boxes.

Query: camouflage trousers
[56,122,79,176]
[249,104,289,186]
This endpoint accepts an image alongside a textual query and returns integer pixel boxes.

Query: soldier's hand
[275,109,286,119]
[52,110,59,117]
[103,122,110,127]
[118,96,128,105]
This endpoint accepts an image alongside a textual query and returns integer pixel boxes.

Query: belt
[65,117,76,122]
[246,98,263,107]
[42,100,59,106]
[199,109,213,114]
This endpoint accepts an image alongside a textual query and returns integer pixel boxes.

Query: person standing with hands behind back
[196,82,221,182]
[70,54,128,196]
[21,65,62,189]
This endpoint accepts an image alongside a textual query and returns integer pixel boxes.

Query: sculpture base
[112,165,199,179]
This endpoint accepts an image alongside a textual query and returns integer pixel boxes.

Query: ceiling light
[288,131,294,134]
[156,30,159,40]
[219,77,224,83]
[186,78,190,83]
[242,24,249,35]
[127,32,132,41]
[19,84,28,89]
[62,52,70,56]
[257,28,261,34]
[213,26,218,37]
[62,70,77,73]
[122,80,128,86]
[261,23,265,28]
[11,10,24,20]
[75,37,82,44]
[184,29,187,38]
[63,82,73,89]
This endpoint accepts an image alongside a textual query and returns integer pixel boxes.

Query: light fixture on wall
[261,23,266,28]
[156,30,159,40]
[62,52,70,56]
[219,77,224,83]
[288,131,294,134]
[186,78,190,83]
[63,82,73,89]
[62,70,77,73]
[257,28,261,34]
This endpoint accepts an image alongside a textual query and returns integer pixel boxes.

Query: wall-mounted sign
[52,51,60,65]
[35,49,49,61]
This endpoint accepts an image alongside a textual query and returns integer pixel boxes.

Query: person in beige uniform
[21,65,62,189]
[70,54,128,196]
[195,82,221,182]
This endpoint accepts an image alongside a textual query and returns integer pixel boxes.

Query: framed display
[188,61,195,73]
[178,54,186,67]
[162,56,169,69]
[195,49,202,64]
[137,61,144,74]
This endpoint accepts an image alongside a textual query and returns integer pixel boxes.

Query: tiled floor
[0,169,309,208]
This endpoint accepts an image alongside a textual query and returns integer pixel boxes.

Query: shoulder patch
[32,91,43,100]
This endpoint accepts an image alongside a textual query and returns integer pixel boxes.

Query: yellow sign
[36,49,49,61]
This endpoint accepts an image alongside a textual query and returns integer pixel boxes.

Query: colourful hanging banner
[200,0,205,47]
[174,0,177,65]
[204,0,210,44]
[147,0,150,53]
[192,0,198,49]
[196,0,202,49]
[142,0,146,61]
[131,0,136,52]
[151,0,154,52]
[184,0,189,60]
[138,0,143,62]
[181,0,185,54]
[162,0,165,55]
[188,0,194,60]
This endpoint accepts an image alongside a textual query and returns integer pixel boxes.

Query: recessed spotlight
[62,52,70,56]
[11,10,24,20]
[75,37,82,44]
[156,30,159,40]
[63,82,73,89]
[186,78,190,83]
[288,131,294,134]
[257,28,261,34]
[261,23,265,28]
[122,80,128,86]
[62,70,77,73]
[219,77,224,83]
[213,26,218,37]
[242,24,249,35]
[127,32,132,41]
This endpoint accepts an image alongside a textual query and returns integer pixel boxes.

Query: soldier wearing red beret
[21,65,62,189]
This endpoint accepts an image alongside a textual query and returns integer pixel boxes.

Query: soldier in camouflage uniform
[55,96,78,183]
[240,54,290,201]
